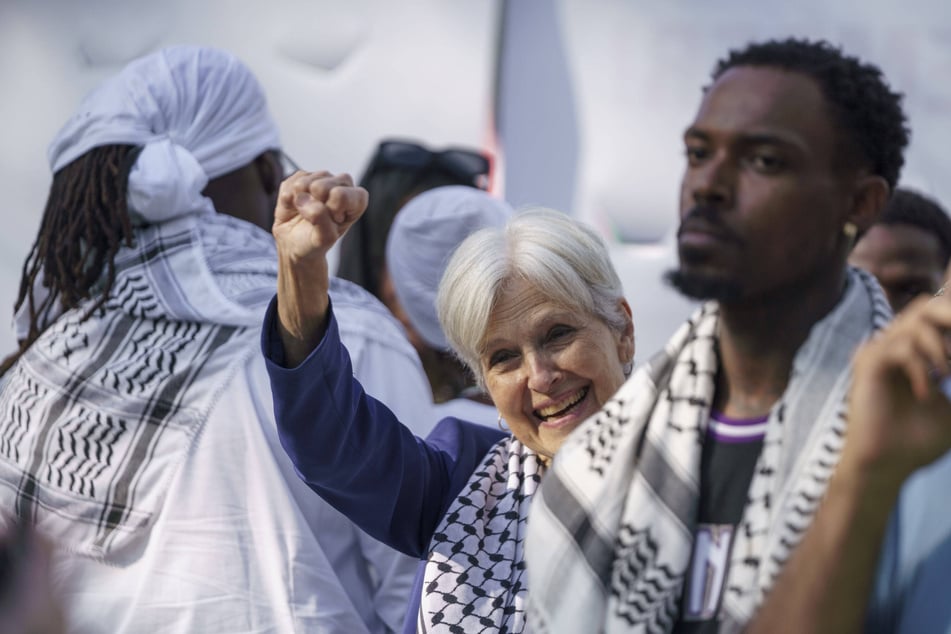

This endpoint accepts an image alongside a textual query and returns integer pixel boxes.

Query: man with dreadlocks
[0,46,430,633]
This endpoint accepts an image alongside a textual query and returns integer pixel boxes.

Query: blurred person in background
[849,187,951,313]
[0,46,423,634]
[336,139,491,301]
[381,185,513,426]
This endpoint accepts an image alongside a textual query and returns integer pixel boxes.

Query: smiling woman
[478,279,630,456]
[437,210,635,459]
[262,181,635,634]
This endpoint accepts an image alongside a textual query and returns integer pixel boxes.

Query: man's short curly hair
[712,38,909,190]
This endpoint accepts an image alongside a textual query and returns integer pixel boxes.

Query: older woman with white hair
[263,171,636,633]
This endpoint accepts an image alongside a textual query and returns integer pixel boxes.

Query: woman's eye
[489,350,516,367]
[547,325,575,342]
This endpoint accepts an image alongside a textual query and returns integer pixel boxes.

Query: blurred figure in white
[382,186,513,427]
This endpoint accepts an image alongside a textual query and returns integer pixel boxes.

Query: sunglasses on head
[367,140,491,189]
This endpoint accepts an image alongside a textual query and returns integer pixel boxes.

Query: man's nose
[687,155,734,207]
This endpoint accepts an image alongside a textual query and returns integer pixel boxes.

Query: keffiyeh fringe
[419,436,544,633]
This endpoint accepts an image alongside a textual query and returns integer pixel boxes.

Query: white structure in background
[2,0,949,360]
[497,0,949,358]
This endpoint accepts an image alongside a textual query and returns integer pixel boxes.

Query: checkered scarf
[526,268,892,633]
[418,435,545,633]
[0,212,276,559]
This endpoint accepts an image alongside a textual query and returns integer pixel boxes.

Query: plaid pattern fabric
[0,212,276,558]
[526,268,893,634]
[418,436,544,634]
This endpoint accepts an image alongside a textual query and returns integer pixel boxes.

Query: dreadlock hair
[880,187,951,267]
[0,144,142,375]
[712,38,910,190]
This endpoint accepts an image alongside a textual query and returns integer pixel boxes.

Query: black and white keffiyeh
[0,212,277,559]
[418,435,545,634]
[0,45,283,558]
[526,268,892,634]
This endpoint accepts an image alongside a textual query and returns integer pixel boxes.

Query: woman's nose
[526,352,560,393]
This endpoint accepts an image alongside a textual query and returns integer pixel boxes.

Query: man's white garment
[0,45,434,633]
[0,214,432,634]
[51,288,430,632]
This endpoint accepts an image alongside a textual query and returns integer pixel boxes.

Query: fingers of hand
[295,174,360,224]
[276,171,364,227]
[301,173,361,224]
[326,181,368,225]
[897,298,951,368]
[275,171,333,223]
[915,292,951,326]
[865,303,951,399]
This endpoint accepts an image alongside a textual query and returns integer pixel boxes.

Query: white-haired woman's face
[480,277,634,459]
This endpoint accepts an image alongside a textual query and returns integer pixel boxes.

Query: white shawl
[527,268,892,633]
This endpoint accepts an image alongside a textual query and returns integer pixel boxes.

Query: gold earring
[843,221,858,242]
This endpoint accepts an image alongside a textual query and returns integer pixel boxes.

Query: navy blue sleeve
[260,296,506,557]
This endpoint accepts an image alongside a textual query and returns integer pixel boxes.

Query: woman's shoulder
[427,416,507,450]
[426,417,507,484]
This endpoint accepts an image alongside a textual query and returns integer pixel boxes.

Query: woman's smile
[481,278,634,458]
[534,386,590,426]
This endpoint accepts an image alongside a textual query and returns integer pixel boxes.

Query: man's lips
[677,216,740,249]
[679,227,731,249]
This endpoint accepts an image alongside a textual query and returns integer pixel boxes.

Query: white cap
[386,186,513,350]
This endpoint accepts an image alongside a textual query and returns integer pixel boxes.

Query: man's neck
[713,268,848,419]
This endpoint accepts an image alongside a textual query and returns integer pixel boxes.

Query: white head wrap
[47,45,280,224]
[386,186,513,350]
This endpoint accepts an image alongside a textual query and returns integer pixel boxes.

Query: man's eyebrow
[736,132,805,150]
[683,127,808,153]
[683,127,707,140]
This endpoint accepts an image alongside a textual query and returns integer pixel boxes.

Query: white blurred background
[1,0,949,360]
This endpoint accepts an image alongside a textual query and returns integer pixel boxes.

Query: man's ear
[255,151,282,197]
[847,174,890,234]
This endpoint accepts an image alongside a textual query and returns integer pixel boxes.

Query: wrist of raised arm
[276,247,332,366]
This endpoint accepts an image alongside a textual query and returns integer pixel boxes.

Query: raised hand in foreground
[272,170,368,366]
[843,292,951,486]
[748,291,951,634]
